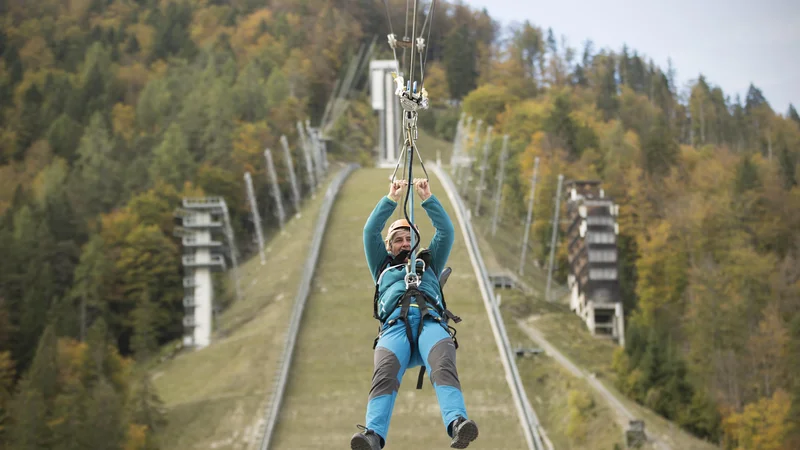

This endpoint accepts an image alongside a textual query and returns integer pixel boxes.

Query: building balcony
[183,316,196,327]
[589,267,618,281]
[183,295,195,307]
[182,197,226,210]
[586,231,616,245]
[588,249,617,263]
[181,215,223,228]
[586,216,616,227]
[182,254,227,271]
[183,277,196,288]
[182,235,223,247]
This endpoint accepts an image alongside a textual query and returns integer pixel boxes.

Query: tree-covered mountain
[0,0,797,448]
[0,0,502,446]
[456,20,799,450]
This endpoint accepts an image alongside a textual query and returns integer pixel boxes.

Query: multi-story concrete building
[564,180,625,346]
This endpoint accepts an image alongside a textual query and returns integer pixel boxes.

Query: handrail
[258,164,360,450]
[431,163,548,450]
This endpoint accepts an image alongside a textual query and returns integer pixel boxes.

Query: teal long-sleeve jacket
[363,194,455,322]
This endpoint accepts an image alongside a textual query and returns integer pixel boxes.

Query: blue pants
[365,306,468,445]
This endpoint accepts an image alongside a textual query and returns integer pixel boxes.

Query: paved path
[516,318,671,450]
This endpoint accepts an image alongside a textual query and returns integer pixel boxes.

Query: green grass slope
[270,167,529,449]
[151,167,343,450]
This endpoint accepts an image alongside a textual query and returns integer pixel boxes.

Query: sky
[459,0,799,115]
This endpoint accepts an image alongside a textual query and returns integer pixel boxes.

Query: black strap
[416,366,426,389]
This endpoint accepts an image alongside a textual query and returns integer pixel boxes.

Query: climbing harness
[371,249,462,390]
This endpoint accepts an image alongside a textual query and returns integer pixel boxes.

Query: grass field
[270,167,529,449]
[150,166,343,450]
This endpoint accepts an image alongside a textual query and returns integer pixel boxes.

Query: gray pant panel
[427,338,461,390]
[369,347,402,400]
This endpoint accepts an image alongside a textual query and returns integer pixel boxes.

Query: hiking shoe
[450,417,479,448]
[350,425,382,450]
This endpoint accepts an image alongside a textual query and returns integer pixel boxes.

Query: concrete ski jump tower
[176,197,229,349]
[564,181,625,346]
[370,60,401,167]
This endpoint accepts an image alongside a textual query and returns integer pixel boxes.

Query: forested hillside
[0,0,797,449]
[453,22,800,450]
[0,0,495,448]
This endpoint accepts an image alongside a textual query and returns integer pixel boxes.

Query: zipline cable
[420,0,436,86]
[382,0,401,75]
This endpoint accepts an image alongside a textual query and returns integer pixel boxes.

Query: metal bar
[491,134,509,236]
[264,149,287,229]
[545,174,564,302]
[519,157,540,276]
[244,172,266,264]
[220,201,241,302]
[279,137,301,214]
[297,121,317,194]
[474,125,493,216]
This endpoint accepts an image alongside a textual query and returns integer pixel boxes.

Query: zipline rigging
[383,0,437,290]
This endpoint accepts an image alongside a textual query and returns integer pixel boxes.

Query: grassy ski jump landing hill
[270,168,529,449]
[151,167,344,450]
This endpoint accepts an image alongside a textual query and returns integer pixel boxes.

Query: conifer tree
[50,376,88,450]
[596,55,619,120]
[788,104,800,127]
[7,378,49,450]
[69,112,123,218]
[641,113,678,175]
[131,290,158,362]
[83,318,110,387]
[443,24,477,100]
[24,324,59,402]
[0,350,15,444]
[734,154,760,193]
[148,123,195,189]
[46,114,84,163]
[127,373,167,449]
[15,85,43,158]
[777,142,797,189]
[82,378,126,449]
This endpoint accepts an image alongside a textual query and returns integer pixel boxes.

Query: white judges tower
[370,60,401,166]
[176,197,229,349]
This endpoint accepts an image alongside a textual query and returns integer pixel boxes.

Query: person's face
[390,229,412,258]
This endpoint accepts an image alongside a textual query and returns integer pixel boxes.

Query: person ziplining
[349,3,478,448]
[349,177,479,450]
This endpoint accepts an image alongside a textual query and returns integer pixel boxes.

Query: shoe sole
[450,420,479,449]
[351,435,376,450]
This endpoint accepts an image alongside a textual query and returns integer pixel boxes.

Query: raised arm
[363,181,405,282]
[416,179,455,275]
